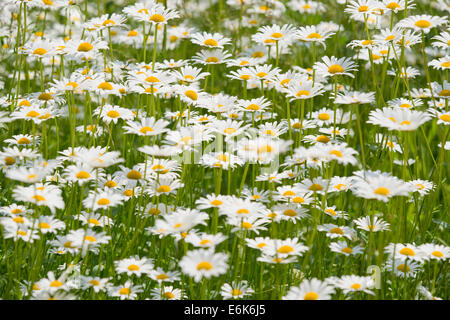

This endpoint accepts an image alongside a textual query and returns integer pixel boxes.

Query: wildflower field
[0,0,448,301]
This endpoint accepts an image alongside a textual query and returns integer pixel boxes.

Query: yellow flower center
[351,283,361,290]
[296,90,311,97]
[440,114,450,122]
[26,110,40,118]
[102,19,115,26]
[283,209,297,217]
[84,235,97,242]
[203,39,218,46]
[330,227,344,234]
[330,150,343,157]
[200,239,212,245]
[88,218,100,226]
[307,33,322,39]
[231,289,243,296]
[328,64,344,74]
[127,170,142,180]
[76,171,90,179]
[399,248,415,256]
[77,42,93,52]
[309,184,323,191]
[292,197,305,204]
[149,14,165,23]
[224,127,237,135]
[283,190,295,197]
[50,280,63,287]
[277,245,294,253]
[241,221,253,229]
[439,90,450,96]
[210,199,223,206]
[119,288,130,295]
[157,185,171,193]
[104,180,117,188]
[38,222,50,229]
[128,30,138,37]
[185,90,198,100]
[127,264,140,271]
[197,261,213,270]
[98,82,113,90]
[17,137,31,144]
[432,251,443,258]
[397,264,410,272]
[256,72,267,78]
[206,57,219,63]
[246,104,260,111]
[374,187,390,196]
[89,280,100,286]
[252,51,264,58]
[32,195,46,202]
[304,292,319,300]
[163,292,175,299]
[271,32,283,39]
[97,198,110,205]
[157,274,169,280]
[414,20,431,28]
[33,48,47,55]
[341,247,353,254]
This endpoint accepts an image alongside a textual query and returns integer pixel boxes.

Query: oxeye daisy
[115,256,154,277]
[123,117,169,136]
[79,276,111,293]
[329,241,364,256]
[418,285,443,300]
[108,281,143,300]
[82,189,124,211]
[145,177,184,197]
[272,204,310,223]
[192,49,232,65]
[314,56,358,78]
[354,215,391,232]
[418,244,449,261]
[333,275,375,295]
[285,81,325,101]
[237,97,271,113]
[367,107,432,131]
[385,243,425,262]
[190,32,231,49]
[431,81,450,99]
[397,15,448,34]
[63,165,96,185]
[388,259,422,278]
[296,25,336,48]
[221,281,255,300]
[318,223,356,240]
[172,65,210,84]
[195,194,230,210]
[229,216,270,234]
[351,170,412,202]
[283,278,335,300]
[35,216,65,234]
[408,179,435,196]
[184,232,227,248]
[179,249,229,282]
[76,211,113,228]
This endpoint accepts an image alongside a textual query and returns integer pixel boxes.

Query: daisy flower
[333,275,375,295]
[221,281,255,300]
[354,215,391,232]
[314,56,358,78]
[115,256,154,277]
[190,32,231,49]
[318,224,356,240]
[397,15,448,34]
[418,244,449,261]
[283,278,335,300]
[329,241,364,256]
[179,249,229,282]
[108,281,143,300]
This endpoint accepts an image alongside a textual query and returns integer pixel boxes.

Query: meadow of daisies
[0,0,448,301]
